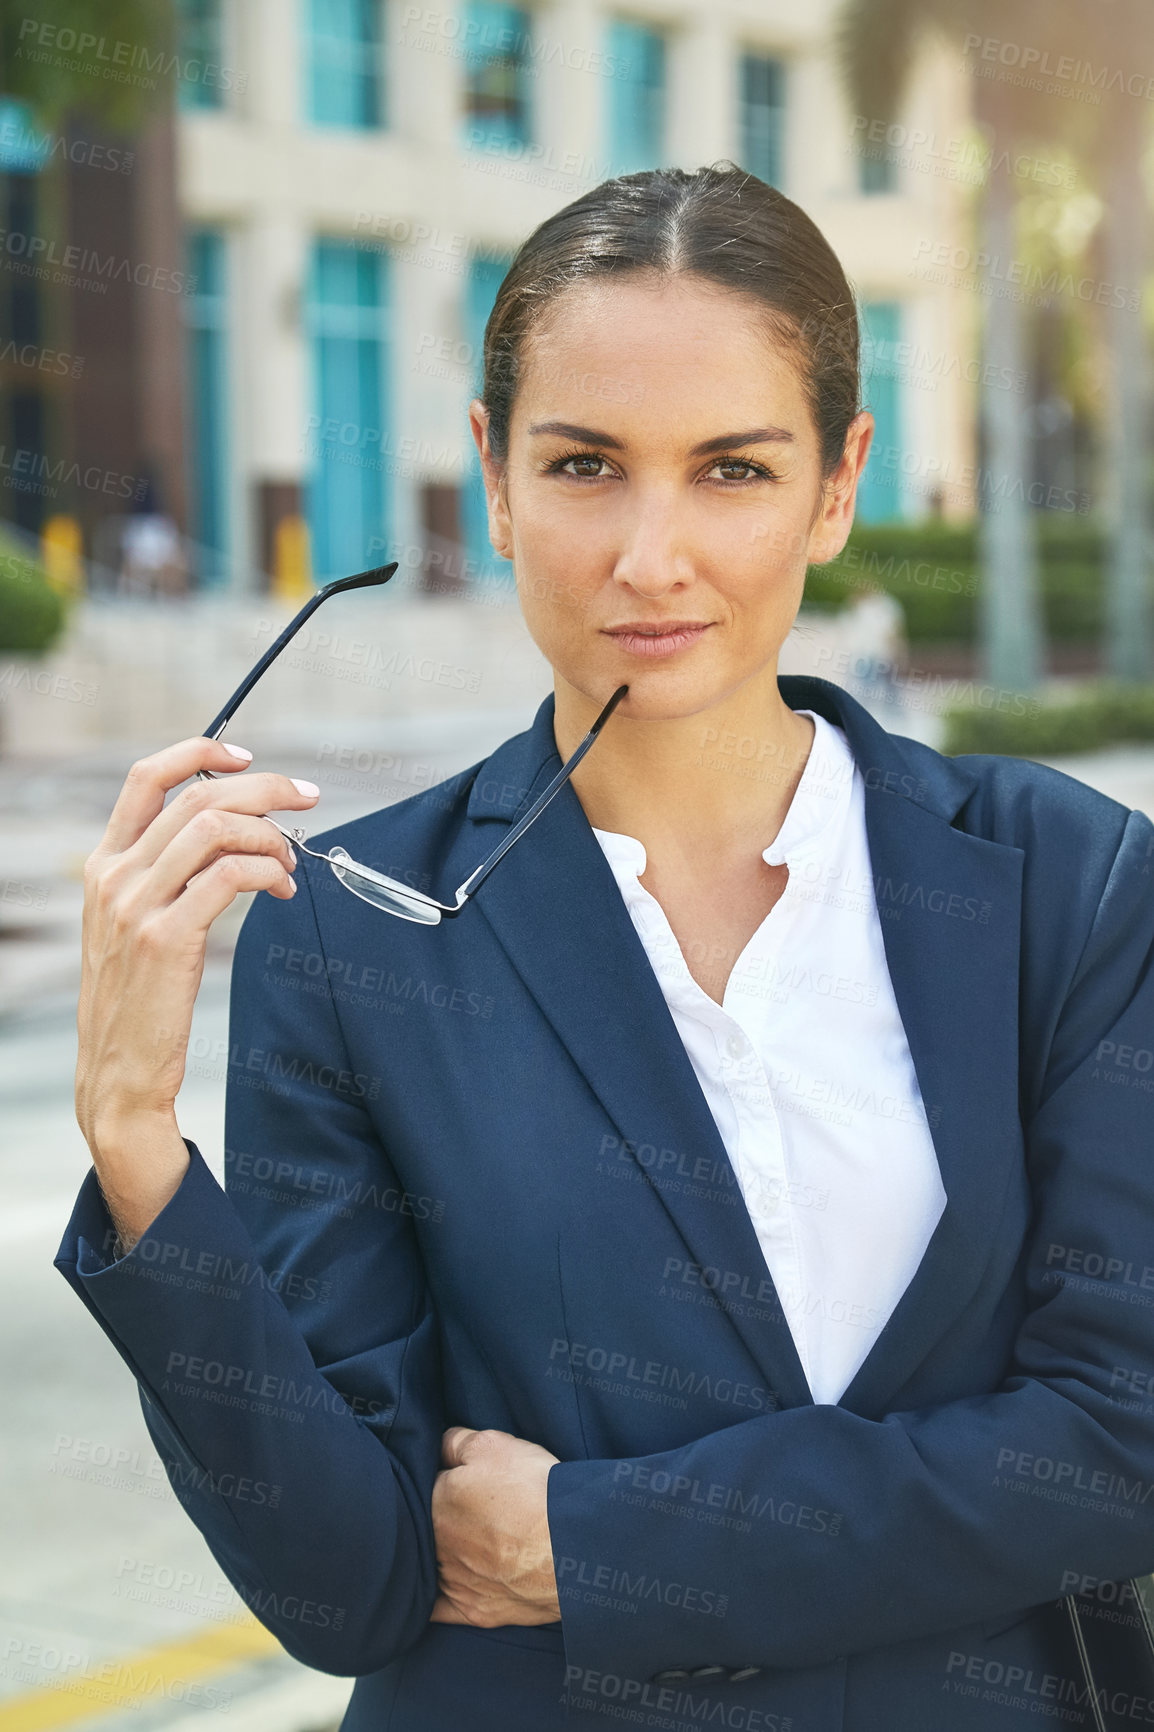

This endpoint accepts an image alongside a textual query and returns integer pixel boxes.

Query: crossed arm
[56,804,1154,1678]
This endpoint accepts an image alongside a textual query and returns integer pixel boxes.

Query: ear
[806,410,875,567]
[468,398,513,562]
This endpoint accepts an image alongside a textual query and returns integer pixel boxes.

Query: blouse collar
[592,710,854,886]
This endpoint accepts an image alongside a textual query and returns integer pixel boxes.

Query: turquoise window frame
[0,97,51,172]
[185,228,231,587]
[176,0,226,111]
[857,300,909,524]
[859,141,898,194]
[462,251,515,588]
[305,239,391,583]
[461,2,532,150]
[606,18,665,175]
[305,0,383,129]
[738,51,786,188]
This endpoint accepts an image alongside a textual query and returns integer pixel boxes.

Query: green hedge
[806,521,1107,645]
[943,683,1154,757]
[0,531,66,654]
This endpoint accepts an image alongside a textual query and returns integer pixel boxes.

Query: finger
[102,737,259,855]
[156,850,298,936]
[146,810,298,907]
[428,1594,467,1624]
[127,769,319,870]
[440,1426,478,1467]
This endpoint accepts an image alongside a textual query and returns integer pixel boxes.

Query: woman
[60,166,1154,1731]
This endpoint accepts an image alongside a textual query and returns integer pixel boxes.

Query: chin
[568,662,751,724]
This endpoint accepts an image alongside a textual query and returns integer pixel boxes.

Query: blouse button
[725,1031,747,1060]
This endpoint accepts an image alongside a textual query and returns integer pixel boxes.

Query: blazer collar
[463,676,1023,1417]
[466,674,981,829]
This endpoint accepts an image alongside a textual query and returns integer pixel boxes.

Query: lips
[601,622,713,659]
[604,621,709,635]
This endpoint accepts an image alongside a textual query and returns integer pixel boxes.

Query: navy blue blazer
[55,674,1154,1731]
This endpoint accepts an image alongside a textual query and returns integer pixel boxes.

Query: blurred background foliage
[0,0,175,130]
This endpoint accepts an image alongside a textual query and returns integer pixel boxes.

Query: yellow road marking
[0,1615,282,1729]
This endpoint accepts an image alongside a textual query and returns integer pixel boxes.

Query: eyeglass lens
[327,848,444,924]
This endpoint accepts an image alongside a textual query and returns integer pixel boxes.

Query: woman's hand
[75,736,319,1249]
[429,1427,562,1626]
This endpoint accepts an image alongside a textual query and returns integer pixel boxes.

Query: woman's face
[470,273,872,722]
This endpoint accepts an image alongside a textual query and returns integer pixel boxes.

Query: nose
[609,488,695,596]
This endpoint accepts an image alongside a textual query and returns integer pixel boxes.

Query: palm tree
[837,0,1152,691]
[1092,14,1153,682]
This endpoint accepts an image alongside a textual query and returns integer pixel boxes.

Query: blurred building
[2,0,980,593]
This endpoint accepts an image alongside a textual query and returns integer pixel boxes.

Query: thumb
[440,1425,479,1467]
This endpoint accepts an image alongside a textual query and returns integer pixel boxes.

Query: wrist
[88,1104,183,1165]
[87,1111,190,1252]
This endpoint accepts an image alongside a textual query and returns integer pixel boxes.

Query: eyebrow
[525,420,795,455]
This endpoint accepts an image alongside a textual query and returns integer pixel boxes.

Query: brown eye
[710,455,777,484]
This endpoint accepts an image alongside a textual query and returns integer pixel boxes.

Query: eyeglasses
[198,563,628,924]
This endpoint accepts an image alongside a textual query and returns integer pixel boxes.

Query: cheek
[515,575,586,652]
[742,504,819,574]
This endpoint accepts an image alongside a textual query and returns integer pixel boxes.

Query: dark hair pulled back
[480,162,861,478]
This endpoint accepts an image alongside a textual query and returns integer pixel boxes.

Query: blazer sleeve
[545,805,1154,1682]
[52,857,446,1676]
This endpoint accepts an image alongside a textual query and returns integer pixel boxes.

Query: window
[606,18,665,174]
[176,0,226,111]
[462,2,531,149]
[185,230,231,585]
[859,139,898,194]
[462,251,514,586]
[0,97,51,171]
[305,0,382,128]
[856,301,907,523]
[305,240,390,581]
[739,52,786,188]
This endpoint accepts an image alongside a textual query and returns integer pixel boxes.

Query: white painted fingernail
[291,778,320,797]
[287,845,298,867]
[223,743,252,761]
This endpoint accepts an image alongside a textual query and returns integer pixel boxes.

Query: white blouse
[591,708,947,1406]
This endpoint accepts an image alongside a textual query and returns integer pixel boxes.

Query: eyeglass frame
[196,562,628,925]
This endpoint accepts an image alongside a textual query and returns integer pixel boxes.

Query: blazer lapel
[837,755,1026,1416]
[463,677,1025,1418]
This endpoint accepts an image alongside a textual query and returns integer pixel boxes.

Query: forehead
[516,274,806,417]
[512,273,807,439]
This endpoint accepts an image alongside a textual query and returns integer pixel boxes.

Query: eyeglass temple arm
[200,563,399,743]
[455,683,629,905]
